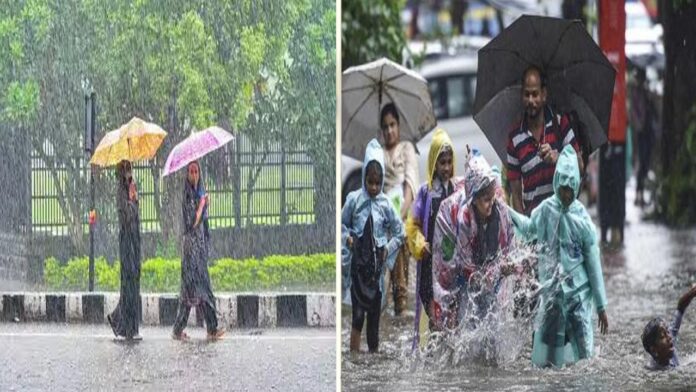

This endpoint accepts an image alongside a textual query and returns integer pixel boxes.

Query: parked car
[625,0,663,59]
[341,53,501,205]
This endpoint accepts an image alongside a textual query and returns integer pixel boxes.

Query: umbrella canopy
[342,58,436,160]
[473,15,615,162]
[90,116,167,167]
[162,126,234,176]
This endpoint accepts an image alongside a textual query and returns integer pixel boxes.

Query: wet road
[0,324,335,392]
[342,183,696,391]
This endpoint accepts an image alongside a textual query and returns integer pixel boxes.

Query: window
[428,72,477,120]
[446,74,476,119]
[429,79,447,120]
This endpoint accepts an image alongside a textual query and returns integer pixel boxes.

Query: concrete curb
[0,292,335,328]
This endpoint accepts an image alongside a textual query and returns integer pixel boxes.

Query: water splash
[414,242,541,368]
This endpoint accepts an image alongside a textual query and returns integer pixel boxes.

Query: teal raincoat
[508,145,607,367]
[341,139,405,306]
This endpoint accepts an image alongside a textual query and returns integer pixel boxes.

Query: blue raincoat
[508,145,607,367]
[341,139,405,306]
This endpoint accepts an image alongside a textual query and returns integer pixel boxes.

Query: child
[642,284,696,369]
[431,150,516,331]
[508,144,609,368]
[406,129,461,346]
[341,139,405,353]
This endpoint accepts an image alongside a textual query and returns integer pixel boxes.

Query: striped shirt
[506,106,579,215]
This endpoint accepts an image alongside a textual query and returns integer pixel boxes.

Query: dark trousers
[636,130,654,193]
[173,301,218,335]
[351,290,382,352]
[599,143,626,242]
[419,255,434,319]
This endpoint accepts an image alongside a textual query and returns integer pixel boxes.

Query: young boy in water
[341,139,405,353]
[642,284,696,369]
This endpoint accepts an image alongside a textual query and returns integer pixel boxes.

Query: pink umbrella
[162,126,234,176]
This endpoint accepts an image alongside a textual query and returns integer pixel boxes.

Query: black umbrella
[473,15,615,162]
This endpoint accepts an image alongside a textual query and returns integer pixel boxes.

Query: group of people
[342,65,694,369]
[106,160,225,341]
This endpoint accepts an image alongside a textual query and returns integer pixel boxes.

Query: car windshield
[428,74,477,120]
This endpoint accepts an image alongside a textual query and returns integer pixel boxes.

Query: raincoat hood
[362,138,385,194]
[553,145,581,200]
[463,149,497,204]
[427,128,455,189]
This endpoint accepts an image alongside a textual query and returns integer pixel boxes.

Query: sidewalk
[0,292,335,328]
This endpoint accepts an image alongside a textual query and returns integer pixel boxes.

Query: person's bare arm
[677,284,696,314]
[194,196,206,227]
[401,183,414,221]
[510,179,524,213]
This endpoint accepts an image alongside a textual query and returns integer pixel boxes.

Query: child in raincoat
[431,150,516,330]
[342,139,405,353]
[508,144,609,368]
[641,284,696,370]
[406,129,462,338]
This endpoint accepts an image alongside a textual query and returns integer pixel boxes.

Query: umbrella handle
[378,81,383,128]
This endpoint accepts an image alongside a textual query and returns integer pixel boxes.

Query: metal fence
[31,136,316,235]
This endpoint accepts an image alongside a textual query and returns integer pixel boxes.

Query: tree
[0,0,336,251]
[342,0,407,70]
[286,0,336,233]
[658,0,696,225]
[1,0,92,249]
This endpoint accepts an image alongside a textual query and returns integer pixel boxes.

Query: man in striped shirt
[507,66,584,215]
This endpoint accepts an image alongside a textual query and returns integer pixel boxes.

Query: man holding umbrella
[506,66,583,216]
[473,15,615,217]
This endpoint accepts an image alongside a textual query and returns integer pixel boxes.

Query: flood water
[341,185,696,391]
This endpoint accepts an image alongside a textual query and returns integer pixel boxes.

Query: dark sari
[108,161,142,338]
[172,175,218,334]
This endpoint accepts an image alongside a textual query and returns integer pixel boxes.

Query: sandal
[172,331,190,341]
[206,328,225,341]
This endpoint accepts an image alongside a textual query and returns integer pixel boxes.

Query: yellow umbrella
[89,116,167,167]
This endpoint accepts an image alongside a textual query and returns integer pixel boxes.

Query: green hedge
[44,254,335,292]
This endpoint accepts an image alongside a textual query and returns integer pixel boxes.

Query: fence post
[232,137,242,228]
[280,137,287,225]
[85,92,96,292]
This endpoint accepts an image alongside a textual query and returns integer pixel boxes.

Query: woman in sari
[172,161,224,340]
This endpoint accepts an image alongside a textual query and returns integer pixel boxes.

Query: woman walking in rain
[107,160,142,341]
[172,161,225,341]
[381,102,419,316]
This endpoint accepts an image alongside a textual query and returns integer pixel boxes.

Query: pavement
[0,323,336,392]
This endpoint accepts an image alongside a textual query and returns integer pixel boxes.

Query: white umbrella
[342,58,437,160]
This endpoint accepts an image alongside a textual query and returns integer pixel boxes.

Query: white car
[625,0,663,59]
[341,53,501,204]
